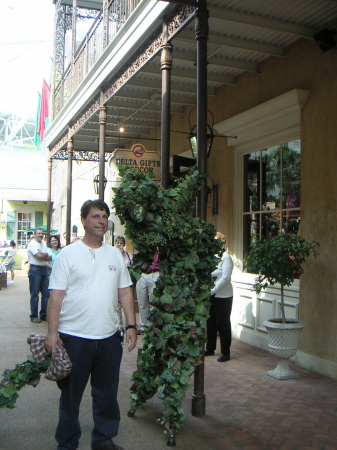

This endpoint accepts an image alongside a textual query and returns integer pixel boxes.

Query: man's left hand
[125,329,137,351]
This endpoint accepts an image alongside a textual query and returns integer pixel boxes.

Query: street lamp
[188,107,236,159]
[188,108,215,159]
[188,124,214,159]
[93,174,107,195]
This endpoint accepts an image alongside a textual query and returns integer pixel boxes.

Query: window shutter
[35,211,44,227]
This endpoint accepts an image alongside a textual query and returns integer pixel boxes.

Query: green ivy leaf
[0,383,17,398]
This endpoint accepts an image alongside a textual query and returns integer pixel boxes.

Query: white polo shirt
[49,240,132,339]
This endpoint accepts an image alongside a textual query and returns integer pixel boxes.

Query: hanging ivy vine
[0,356,51,409]
[113,168,220,442]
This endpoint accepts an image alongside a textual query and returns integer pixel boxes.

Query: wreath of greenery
[113,168,220,442]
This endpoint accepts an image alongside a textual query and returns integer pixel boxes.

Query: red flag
[37,79,51,140]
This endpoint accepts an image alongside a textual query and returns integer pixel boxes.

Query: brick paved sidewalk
[122,333,337,449]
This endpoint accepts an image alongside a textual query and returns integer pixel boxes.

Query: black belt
[144,269,159,274]
[30,264,46,269]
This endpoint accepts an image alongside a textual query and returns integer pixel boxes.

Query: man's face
[34,229,44,243]
[81,207,108,238]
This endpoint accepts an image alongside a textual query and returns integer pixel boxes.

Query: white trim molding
[214,89,310,154]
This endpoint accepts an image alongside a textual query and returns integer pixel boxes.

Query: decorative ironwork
[52,0,141,119]
[49,131,69,158]
[52,150,111,162]
[69,95,100,137]
[54,3,68,89]
[168,4,195,39]
[103,0,109,50]
[50,4,194,155]
[103,4,194,104]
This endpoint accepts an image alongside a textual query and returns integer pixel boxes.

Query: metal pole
[192,0,209,418]
[46,158,52,244]
[161,16,173,189]
[99,91,107,200]
[66,138,73,246]
[71,0,78,93]
[102,0,109,50]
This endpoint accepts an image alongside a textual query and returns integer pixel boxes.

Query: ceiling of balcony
[64,0,337,154]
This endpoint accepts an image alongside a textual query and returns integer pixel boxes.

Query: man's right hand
[44,332,61,355]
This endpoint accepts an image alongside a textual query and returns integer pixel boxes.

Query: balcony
[52,0,142,119]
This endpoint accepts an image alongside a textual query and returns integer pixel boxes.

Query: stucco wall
[205,39,337,364]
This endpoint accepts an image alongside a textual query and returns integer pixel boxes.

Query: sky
[0,0,55,119]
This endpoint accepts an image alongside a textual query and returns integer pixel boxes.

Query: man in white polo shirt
[45,199,137,450]
[27,227,52,323]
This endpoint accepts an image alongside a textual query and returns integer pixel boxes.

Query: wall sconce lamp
[93,174,107,195]
[187,107,237,159]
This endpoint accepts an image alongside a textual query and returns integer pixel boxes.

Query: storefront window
[243,140,301,254]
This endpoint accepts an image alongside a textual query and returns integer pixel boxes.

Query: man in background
[27,228,51,323]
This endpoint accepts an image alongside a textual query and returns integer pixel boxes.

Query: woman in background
[115,235,133,329]
[115,235,133,266]
[46,235,62,276]
[5,240,17,285]
[205,232,234,362]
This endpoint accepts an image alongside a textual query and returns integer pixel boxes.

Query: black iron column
[66,138,73,246]
[161,16,173,189]
[192,0,209,417]
[46,158,52,244]
[99,90,107,200]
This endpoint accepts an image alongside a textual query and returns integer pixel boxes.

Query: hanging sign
[112,144,161,180]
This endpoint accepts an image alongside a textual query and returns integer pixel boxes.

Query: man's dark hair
[34,228,44,235]
[80,199,110,219]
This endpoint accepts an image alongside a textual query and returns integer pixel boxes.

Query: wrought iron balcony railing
[53,0,141,120]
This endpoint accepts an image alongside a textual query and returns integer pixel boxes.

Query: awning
[26,225,58,234]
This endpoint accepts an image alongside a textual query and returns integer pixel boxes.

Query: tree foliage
[113,168,219,436]
[243,233,319,322]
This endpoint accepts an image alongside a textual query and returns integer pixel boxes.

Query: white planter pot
[263,319,305,380]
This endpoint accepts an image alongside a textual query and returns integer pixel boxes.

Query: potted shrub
[244,233,319,380]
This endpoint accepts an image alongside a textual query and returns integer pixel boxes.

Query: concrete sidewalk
[0,271,209,450]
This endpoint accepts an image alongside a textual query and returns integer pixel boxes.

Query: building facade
[45,0,337,379]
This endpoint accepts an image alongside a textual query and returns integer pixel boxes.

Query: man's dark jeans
[28,266,50,320]
[56,332,123,450]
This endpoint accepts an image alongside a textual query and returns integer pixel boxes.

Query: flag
[34,92,41,149]
[37,79,51,141]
